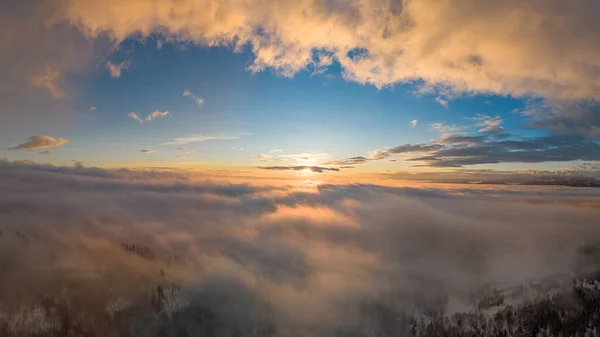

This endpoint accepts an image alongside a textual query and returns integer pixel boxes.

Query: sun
[300,168,314,175]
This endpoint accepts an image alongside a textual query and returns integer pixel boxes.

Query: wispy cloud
[254,153,286,163]
[145,111,171,122]
[324,156,369,166]
[8,135,69,152]
[176,147,195,153]
[278,153,329,163]
[270,149,283,153]
[161,133,251,145]
[430,122,467,135]
[183,89,204,108]
[89,106,96,112]
[128,111,171,123]
[410,120,418,127]
[139,149,156,153]
[106,61,131,78]
[233,147,248,151]
[128,112,144,124]
[470,114,505,134]
[30,65,65,99]
[260,166,340,173]
[38,150,53,155]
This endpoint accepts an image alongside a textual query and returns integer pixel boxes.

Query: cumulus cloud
[410,120,418,127]
[30,65,65,99]
[162,133,250,145]
[0,160,599,335]
[56,0,600,102]
[7,135,69,152]
[106,61,131,78]
[183,89,204,108]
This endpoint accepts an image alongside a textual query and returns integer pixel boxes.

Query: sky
[1,0,600,181]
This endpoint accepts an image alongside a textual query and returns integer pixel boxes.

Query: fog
[1,160,599,336]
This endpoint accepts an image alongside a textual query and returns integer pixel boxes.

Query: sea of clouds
[1,160,599,336]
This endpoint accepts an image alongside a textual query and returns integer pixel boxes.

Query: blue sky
[2,0,599,177]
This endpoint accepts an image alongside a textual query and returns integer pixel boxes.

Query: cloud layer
[0,160,599,334]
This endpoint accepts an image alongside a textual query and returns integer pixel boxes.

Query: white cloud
[161,133,251,145]
[410,120,418,127]
[129,111,171,123]
[145,110,171,122]
[106,61,131,78]
[183,89,204,108]
[63,0,600,101]
[30,65,65,99]
[470,115,505,134]
[278,153,329,163]
[430,123,466,135]
[8,135,69,152]
[270,149,283,153]
[128,112,144,124]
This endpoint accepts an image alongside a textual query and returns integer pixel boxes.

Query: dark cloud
[523,101,600,140]
[323,156,369,166]
[260,165,340,173]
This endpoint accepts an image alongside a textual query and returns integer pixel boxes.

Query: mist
[1,160,600,336]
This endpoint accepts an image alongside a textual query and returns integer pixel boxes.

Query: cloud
[260,166,340,173]
[430,122,467,135]
[128,112,144,123]
[324,156,369,166]
[7,135,69,152]
[233,147,248,151]
[145,110,171,122]
[30,65,65,99]
[139,149,156,153]
[106,61,131,78]
[38,150,53,155]
[129,111,171,123]
[176,147,195,153]
[278,153,329,163]
[58,0,600,102]
[270,149,283,153]
[470,114,505,134]
[162,133,251,145]
[410,120,418,127]
[0,160,599,335]
[89,105,96,112]
[522,101,600,140]
[254,153,287,163]
[369,144,444,160]
[183,89,204,108]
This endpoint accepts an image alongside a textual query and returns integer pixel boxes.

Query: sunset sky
[2,0,599,179]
